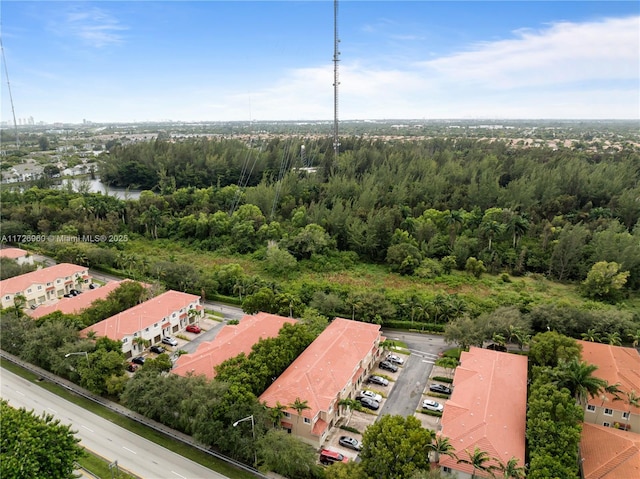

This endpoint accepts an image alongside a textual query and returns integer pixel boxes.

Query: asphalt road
[1,369,229,479]
[378,330,448,418]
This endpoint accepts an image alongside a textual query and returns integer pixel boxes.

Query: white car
[359,390,383,403]
[161,337,178,347]
[422,399,444,412]
[387,354,405,365]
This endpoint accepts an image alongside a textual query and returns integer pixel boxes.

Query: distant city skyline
[1,1,638,124]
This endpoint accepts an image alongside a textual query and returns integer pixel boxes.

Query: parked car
[150,345,165,354]
[131,356,145,365]
[126,362,138,372]
[379,360,398,373]
[368,375,389,387]
[319,449,348,465]
[162,337,178,346]
[358,396,380,410]
[422,399,444,412]
[429,384,452,395]
[339,436,362,451]
[186,324,201,333]
[63,294,73,298]
[69,289,81,296]
[89,283,97,289]
[386,354,405,365]
[359,390,382,403]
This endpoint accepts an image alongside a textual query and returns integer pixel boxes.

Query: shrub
[431,376,454,384]
[340,425,361,434]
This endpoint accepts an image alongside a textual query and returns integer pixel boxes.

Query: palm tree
[553,358,607,407]
[495,456,525,479]
[595,381,623,425]
[581,328,601,343]
[337,398,362,428]
[604,331,622,346]
[457,447,497,479]
[428,435,457,468]
[269,401,287,428]
[624,390,640,431]
[628,330,640,348]
[290,397,310,432]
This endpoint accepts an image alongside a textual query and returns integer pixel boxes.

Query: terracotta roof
[439,347,528,477]
[171,312,297,379]
[259,318,381,423]
[0,247,29,259]
[581,423,640,479]
[28,281,125,319]
[578,341,640,412]
[0,263,87,295]
[80,290,200,340]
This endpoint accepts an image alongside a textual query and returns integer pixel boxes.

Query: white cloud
[63,7,127,48]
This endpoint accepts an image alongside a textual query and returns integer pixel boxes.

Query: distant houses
[0,247,34,266]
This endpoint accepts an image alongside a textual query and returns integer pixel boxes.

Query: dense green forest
[1,136,638,330]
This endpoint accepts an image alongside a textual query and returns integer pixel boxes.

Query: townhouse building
[259,318,383,447]
[81,290,202,358]
[0,263,89,309]
[439,347,528,479]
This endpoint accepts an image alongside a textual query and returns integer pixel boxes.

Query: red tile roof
[581,423,640,479]
[259,318,381,423]
[28,281,125,319]
[439,347,528,477]
[171,312,297,379]
[0,263,87,295]
[0,247,29,259]
[578,341,640,413]
[80,290,200,340]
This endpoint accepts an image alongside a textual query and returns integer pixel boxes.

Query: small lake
[56,178,143,200]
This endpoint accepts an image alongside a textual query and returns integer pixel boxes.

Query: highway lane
[1,369,229,479]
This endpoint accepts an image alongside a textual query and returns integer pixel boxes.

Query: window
[304,418,311,424]
[604,408,613,416]
[283,412,291,418]
[623,412,630,420]
[443,467,452,473]
[37,286,42,290]
[145,328,149,332]
[172,313,176,318]
[27,288,32,293]
[586,405,596,412]
[154,323,158,328]
[603,422,611,427]
[123,338,128,343]
[133,332,138,337]
[4,296,9,300]
[57,279,61,283]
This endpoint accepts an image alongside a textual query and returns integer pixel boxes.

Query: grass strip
[1,359,256,479]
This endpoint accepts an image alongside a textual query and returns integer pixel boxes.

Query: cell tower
[332,0,340,162]
[0,35,19,148]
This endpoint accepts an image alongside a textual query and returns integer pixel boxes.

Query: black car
[69,289,81,296]
[150,345,165,354]
[429,383,452,395]
[368,375,389,386]
[339,436,362,451]
[131,356,146,365]
[379,361,398,373]
[358,397,380,410]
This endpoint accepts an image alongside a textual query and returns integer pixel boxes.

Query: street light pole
[65,351,90,367]
[232,414,257,468]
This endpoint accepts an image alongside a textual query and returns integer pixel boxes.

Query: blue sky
[1,1,639,124]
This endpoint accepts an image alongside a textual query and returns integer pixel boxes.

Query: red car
[186,324,201,333]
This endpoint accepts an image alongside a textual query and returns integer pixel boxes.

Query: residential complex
[27,280,125,319]
[579,340,640,432]
[581,423,640,479]
[259,317,383,447]
[0,247,34,265]
[0,263,89,309]
[439,347,528,479]
[81,290,202,358]
[172,312,297,379]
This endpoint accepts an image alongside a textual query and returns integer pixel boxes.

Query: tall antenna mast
[0,35,19,148]
[332,0,340,162]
